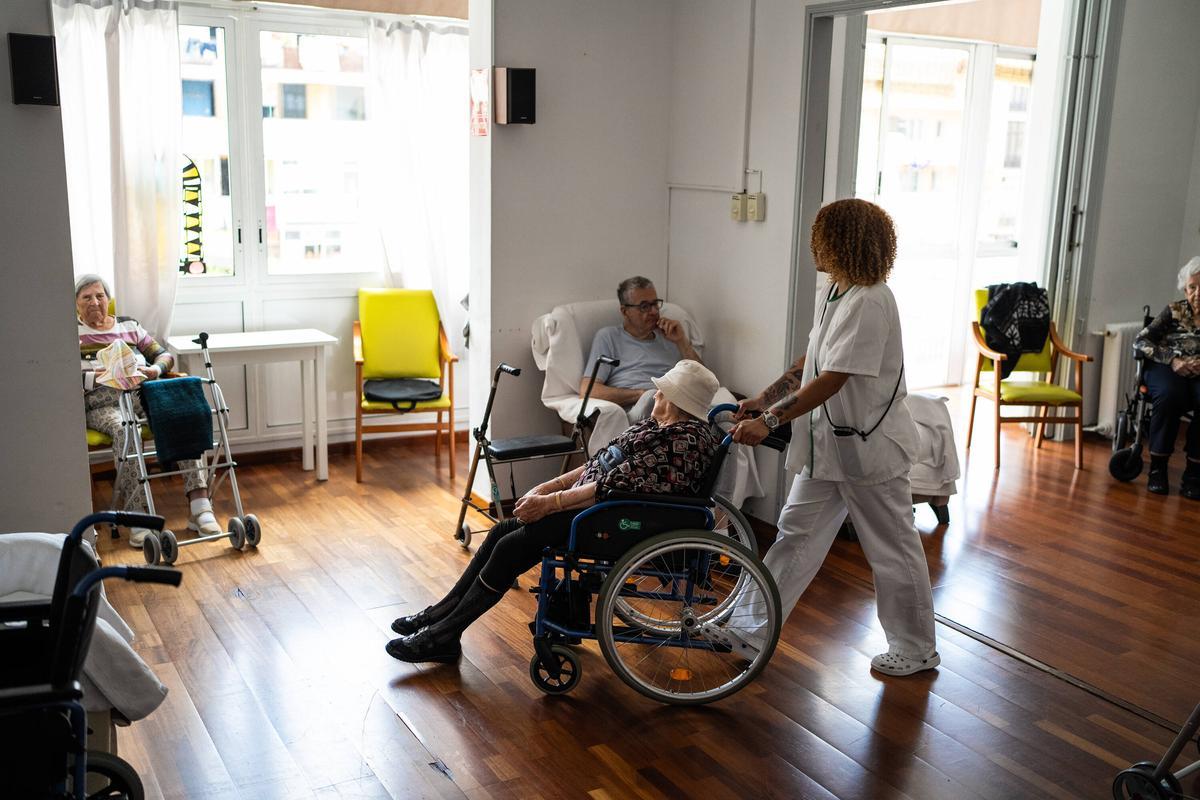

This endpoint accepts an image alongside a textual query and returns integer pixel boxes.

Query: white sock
[190,497,216,525]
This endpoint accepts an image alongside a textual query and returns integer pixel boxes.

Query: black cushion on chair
[363,378,442,411]
[486,434,578,461]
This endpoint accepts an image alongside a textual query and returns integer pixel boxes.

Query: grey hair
[1179,257,1200,291]
[617,276,655,305]
[75,273,112,298]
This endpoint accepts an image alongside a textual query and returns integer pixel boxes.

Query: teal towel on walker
[140,377,212,464]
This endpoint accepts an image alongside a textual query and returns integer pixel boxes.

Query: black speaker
[495,67,535,125]
[9,33,59,106]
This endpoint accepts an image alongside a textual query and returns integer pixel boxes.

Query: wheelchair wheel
[613,495,756,634]
[596,530,781,705]
[228,516,246,550]
[85,750,144,800]
[1113,410,1131,453]
[1111,760,1179,799]
[529,644,581,695]
[1109,446,1144,482]
[243,514,262,548]
[160,530,178,566]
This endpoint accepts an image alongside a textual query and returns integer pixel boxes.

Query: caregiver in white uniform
[729,199,938,676]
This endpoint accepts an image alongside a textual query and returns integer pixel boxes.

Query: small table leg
[301,357,314,472]
[315,346,328,481]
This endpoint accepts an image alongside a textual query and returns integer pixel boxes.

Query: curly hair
[810,199,897,286]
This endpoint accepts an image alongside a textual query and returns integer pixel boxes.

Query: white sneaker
[188,512,222,536]
[129,528,152,548]
[870,650,940,676]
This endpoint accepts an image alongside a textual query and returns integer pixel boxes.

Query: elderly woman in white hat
[386,359,722,664]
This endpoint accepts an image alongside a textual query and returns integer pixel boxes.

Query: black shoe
[391,606,437,636]
[385,629,462,664]
[1182,476,1200,501]
[1147,468,1170,495]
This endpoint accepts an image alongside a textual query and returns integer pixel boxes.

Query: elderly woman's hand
[513,493,557,524]
[136,365,163,382]
[1171,357,1200,378]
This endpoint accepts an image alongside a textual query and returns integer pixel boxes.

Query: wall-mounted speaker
[8,33,59,106]
[495,67,535,125]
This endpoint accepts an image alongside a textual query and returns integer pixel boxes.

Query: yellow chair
[967,288,1093,469]
[353,289,458,483]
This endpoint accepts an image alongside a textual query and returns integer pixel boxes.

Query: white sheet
[0,532,167,721]
[906,393,960,497]
[531,299,763,506]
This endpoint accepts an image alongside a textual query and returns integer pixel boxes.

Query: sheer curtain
[52,0,182,340]
[366,19,469,354]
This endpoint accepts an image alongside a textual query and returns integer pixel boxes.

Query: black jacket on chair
[982,282,1051,378]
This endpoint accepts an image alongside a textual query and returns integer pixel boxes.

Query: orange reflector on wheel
[719,555,730,566]
[670,668,692,681]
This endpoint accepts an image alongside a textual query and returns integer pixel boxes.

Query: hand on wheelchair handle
[734,397,765,420]
[731,417,769,446]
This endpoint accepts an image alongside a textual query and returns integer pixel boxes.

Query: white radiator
[1095,321,1144,437]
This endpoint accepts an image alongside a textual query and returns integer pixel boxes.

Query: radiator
[1095,321,1143,437]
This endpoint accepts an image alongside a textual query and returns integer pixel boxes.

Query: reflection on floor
[90,427,1198,799]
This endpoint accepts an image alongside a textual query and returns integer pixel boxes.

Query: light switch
[730,193,748,222]
[748,192,766,222]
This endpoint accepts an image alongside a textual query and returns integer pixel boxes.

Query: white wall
[1179,99,1200,269]
[0,0,93,531]
[480,0,674,461]
[1084,0,1200,329]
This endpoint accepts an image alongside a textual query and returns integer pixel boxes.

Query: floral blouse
[576,417,720,497]
[1134,300,1200,365]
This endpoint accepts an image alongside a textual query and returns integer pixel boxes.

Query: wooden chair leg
[994,399,1002,470]
[966,393,978,449]
[1035,406,1050,449]
[1075,408,1084,470]
[435,411,443,460]
[355,404,364,483]
[449,401,456,481]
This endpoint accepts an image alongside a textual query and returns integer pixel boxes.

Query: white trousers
[740,470,937,658]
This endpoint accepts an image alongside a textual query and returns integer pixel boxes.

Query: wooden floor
[91,424,1200,800]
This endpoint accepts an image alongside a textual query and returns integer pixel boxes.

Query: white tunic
[785,277,919,484]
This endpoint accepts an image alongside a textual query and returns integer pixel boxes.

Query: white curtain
[52,0,182,340]
[366,19,470,355]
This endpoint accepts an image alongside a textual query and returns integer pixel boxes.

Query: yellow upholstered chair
[353,288,458,483]
[967,289,1093,469]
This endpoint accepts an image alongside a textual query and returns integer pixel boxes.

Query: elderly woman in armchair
[1135,257,1200,499]
[385,359,722,665]
[76,274,222,545]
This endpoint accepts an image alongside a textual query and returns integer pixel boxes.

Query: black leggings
[459,511,578,592]
[1145,361,1200,459]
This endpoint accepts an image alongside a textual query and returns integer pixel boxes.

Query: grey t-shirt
[585,326,683,389]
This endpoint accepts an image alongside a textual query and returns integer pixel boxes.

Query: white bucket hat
[651,360,720,421]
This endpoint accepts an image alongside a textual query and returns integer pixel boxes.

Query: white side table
[168,329,338,480]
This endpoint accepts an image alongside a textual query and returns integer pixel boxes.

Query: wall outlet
[730,192,748,222]
[747,192,766,221]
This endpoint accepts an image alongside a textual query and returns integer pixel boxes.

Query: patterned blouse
[576,417,721,497]
[1134,300,1200,365]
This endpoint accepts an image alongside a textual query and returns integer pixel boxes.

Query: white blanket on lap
[0,533,168,721]
[531,300,763,506]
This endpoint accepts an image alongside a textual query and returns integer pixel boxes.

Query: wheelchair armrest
[598,490,713,508]
[0,681,82,713]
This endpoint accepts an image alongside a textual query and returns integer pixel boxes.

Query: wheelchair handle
[71,565,182,600]
[596,355,619,366]
[497,363,521,378]
[709,403,739,423]
[709,404,787,451]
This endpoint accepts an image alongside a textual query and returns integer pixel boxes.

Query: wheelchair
[525,404,785,705]
[0,512,182,799]
[1109,307,1195,482]
[1111,700,1200,799]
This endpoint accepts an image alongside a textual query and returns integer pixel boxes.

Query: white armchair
[531,299,763,507]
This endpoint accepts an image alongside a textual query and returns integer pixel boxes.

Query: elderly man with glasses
[580,276,701,415]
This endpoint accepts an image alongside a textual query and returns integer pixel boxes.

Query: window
[1004,121,1026,168]
[178,13,382,280]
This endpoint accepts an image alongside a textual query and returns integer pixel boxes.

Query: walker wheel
[243,514,262,548]
[160,530,179,566]
[143,533,161,566]
[529,645,581,695]
[228,516,246,550]
[1112,760,1180,799]
[456,522,473,549]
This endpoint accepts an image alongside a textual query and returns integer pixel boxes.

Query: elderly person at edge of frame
[580,276,702,416]
[384,360,721,665]
[1133,256,1200,500]
[76,274,222,546]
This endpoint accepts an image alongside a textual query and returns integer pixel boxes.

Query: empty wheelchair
[526,404,784,705]
[0,511,182,799]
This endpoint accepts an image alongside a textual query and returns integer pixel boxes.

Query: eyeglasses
[621,299,664,313]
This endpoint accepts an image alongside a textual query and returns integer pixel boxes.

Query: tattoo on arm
[761,359,805,405]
